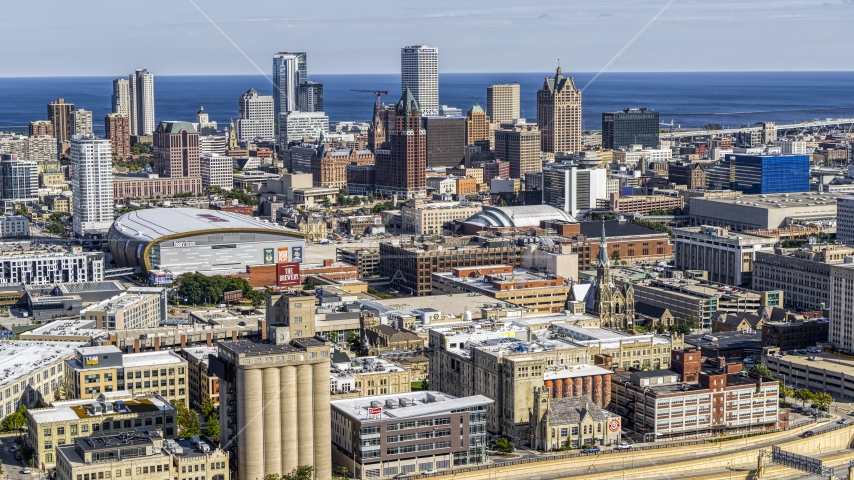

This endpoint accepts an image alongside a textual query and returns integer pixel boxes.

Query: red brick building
[29,120,55,137]
[210,200,254,217]
[375,89,426,198]
[105,113,131,158]
[113,175,203,200]
[153,121,200,178]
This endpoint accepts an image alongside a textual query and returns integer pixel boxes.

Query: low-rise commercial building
[673,226,775,287]
[611,349,783,441]
[55,433,229,480]
[330,392,492,479]
[762,319,829,350]
[690,192,845,231]
[27,391,177,469]
[64,346,189,406]
[330,356,411,398]
[400,199,482,235]
[0,215,30,237]
[337,247,380,278]
[112,175,203,201]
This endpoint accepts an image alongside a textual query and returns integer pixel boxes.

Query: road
[0,435,37,480]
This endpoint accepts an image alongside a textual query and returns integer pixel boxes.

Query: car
[421,470,437,475]
[838,419,848,425]
[582,446,601,454]
[238,321,246,326]
[22,468,30,474]
[802,430,815,438]
[614,443,633,451]
[10,446,16,452]
[14,454,21,461]
[393,474,410,479]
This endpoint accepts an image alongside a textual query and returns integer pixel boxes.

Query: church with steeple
[569,221,635,329]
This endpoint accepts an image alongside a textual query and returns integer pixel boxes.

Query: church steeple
[595,220,609,268]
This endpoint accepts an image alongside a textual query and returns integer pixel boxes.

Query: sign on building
[277,262,301,287]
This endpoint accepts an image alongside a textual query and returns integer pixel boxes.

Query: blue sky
[3,0,854,76]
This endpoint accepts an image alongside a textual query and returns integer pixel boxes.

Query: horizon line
[2,69,854,79]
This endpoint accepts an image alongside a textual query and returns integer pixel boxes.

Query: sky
[3,0,854,76]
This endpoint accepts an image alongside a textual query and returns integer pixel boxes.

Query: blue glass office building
[727,154,810,194]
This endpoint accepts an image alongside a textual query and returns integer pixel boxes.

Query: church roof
[634,302,669,319]
[544,396,613,425]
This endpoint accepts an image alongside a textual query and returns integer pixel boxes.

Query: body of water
[2,71,854,136]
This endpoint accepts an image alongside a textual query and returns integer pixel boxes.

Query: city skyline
[3,1,854,77]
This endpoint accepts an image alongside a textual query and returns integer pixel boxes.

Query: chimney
[133,338,140,353]
[180,334,187,349]
[323,259,334,267]
[154,336,161,352]
[232,330,238,342]
[206,332,212,347]
[259,319,268,340]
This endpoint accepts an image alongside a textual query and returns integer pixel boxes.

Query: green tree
[328,331,339,343]
[371,203,391,214]
[0,405,26,433]
[610,250,621,263]
[175,400,202,438]
[793,388,814,406]
[265,466,314,480]
[749,364,774,379]
[54,381,67,401]
[201,398,217,421]
[347,330,361,352]
[494,437,515,453]
[703,124,723,131]
[667,324,691,336]
[47,222,66,235]
[778,380,794,401]
[321,197,332,209]
[813,391,833,410]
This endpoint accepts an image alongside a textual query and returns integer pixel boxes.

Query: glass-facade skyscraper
[602,108,660,150]
[272,52,307,123]
[728,154,810,194]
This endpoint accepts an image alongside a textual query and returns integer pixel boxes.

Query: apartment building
[55,434,229,480]
[0,247,104,285]
[112,175,203,200]
[80,290,166,330]
[752,244,854,311]
[330,392,492,479]
[200,153,234,191]
[27,391,177,469]
[330,356,411,398]
[178,347,219,410]
[494,123,542,181]
[610,349,782,441]
[64,346,189,406]
[673,226,775,287]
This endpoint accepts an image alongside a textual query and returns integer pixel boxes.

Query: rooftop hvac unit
[199,443,211,453]
[370,400,383,408]
[385,399,399,409]
[399,397,414,407]
[190,435,200,446]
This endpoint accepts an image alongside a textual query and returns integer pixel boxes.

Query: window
[70,425,77,435]
[560,428,568,437]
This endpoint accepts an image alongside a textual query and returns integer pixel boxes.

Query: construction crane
[350,89,389,106]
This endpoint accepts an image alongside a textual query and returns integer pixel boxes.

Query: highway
[663,117,854,138]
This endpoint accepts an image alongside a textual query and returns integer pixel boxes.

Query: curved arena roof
[111,208,302,242]
[464,205,577,228]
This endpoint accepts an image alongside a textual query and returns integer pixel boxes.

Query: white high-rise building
[0,154,39,205]
[111,79,131,117]
[279,112,328,145]
[71,134,113,236]
[542,164,607,217]
[237,88,275,142]
[129,69,155,136]
[774,140,807,155]
[487,84,521,123]
[68,109,93,136]
[272,52,307,124]
[200,152,234,191]
[194,106,218,135]
[401,45,439,117]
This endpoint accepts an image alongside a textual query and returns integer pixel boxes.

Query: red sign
[608,419,620,433]
[368,407,382,415]
[276,262,301,287]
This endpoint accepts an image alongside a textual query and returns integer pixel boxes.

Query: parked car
[614,443,633,451]
[421,470,437,475]
[22,468,30,474]
[393,474,410,479]
[10,446,16,452]
[802,430,815,438]
[14,454,21,461]
[582,446,601,454]
[838,419,848,425]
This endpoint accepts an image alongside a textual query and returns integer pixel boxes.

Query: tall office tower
[105,113,131,158]
[830,261,854,350]
[375,88,427,198]
[486,83,521,123]
[129,69,155,136]
[494,123,542,181]
[68,109,93,136]
[194,106,218,135]
[272,52,307,123]
[424,116,466,168]
[237,88,275,142]
[466,104,490,145]
[70,134,113,236]
[542,163,607,216]
[28,120,55,137]
[601,108,659,150]
[536,67,582,154]
[298,81,324,113]
[367,103,386,153]
[200,152,234,190]
[837,197,854,245]
[401,45,439,117]
[215,291,331,480]
[47,98,74,142]
[153,121,200,178]
[725,153,810,194]
[111,78,131,116]
[0,154,39,205]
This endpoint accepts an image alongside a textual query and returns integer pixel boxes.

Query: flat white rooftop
[331,391,493,422]
[121,351,185,369]
[0,341,86,389]
[544,363,612,381]
[181,346,217,363]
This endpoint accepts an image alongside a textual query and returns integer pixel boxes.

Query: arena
[108,208,305,277]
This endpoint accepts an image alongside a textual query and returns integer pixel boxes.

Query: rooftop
[0,341,86,389]
[80,292,159,314]
[577,220,667,238]
[691,191,848,208]
[331,356,406,377]
[30,391,174,424]
[111,208,302,243]
[181,346,217,363]
[331,391,493,422]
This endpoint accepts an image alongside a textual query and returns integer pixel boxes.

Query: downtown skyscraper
[111,78,131,117]
[129,69,155,136]
[71,134,114,237]
[536,67,582,154]
[401,45,439,117]
[273,52,307,120]
[375,88,427,199]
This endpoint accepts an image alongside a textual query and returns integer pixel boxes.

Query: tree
[778,380,794,402]
[749,364,774,379]
[266,466,314,480]
[201,398,217,421]
[47,222,66,236]
[610,250,621,263]
[321,197,332,209]
[685,314,698,329]
[204,418,220,438]
[703,124,723,131]
[328,331,339,343]
[175,400,202,438]
[347,330,361,352]
[793,388,814,406]
[0,405,26,433]
[667,324,690,336]
[54,381,67,401]
[494,437,515,453]
[813,391,833,410]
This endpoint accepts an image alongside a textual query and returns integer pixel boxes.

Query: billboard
[277,247,289,263]
[277,262,301,287]
[263,248,275,264]
[291,246,303,263]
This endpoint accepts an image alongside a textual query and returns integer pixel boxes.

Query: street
[0,435,36,480]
